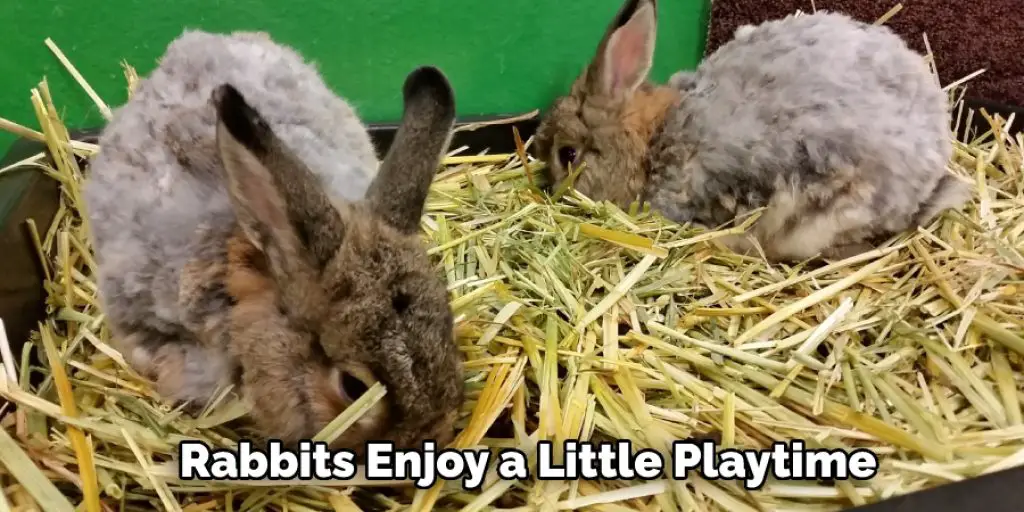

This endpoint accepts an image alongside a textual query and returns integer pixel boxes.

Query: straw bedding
[0,34,1022,512]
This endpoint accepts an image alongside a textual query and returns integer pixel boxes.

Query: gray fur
[536,4,970,261]
[83,30,464,448]
[86,30,377,356]
[647,12,960,230]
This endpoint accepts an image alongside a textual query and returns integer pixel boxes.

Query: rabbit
[83,30,464,452]
[533,0,970,261]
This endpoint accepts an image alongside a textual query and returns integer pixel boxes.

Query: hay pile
[0,38,1023,512]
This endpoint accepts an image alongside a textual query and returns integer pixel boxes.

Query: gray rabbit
[534,0,969,261]
[83,30,464,451]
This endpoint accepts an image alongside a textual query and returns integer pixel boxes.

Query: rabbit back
[647,12,962,259]
[84,31,378,395]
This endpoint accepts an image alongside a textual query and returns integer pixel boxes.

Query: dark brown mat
[704,0,1024,107]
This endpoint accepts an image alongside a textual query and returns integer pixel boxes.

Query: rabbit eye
[339,371,369,401]
[392,292,412,313]
[557,146,578,168]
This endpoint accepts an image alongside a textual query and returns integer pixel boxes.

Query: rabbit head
[209,67,463,452]
[534,0,680,206]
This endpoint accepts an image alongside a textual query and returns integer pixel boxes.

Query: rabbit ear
[587,0,657,99]
[365,66,456,234]
[213,84,345,268]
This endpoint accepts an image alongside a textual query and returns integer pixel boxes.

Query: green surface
[1,0,710,152]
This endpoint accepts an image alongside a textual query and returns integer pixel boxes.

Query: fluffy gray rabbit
[534,0,969,261]
[83,30,464,451]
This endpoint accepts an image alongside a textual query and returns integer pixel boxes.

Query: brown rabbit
[84,31,463,452]
[534,0,968,261]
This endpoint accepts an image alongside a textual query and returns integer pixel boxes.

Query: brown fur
[150,70,465,452]
[534,0,680,207]
[225,233,272,300]
[212,204,462,450]
[623,86,680,143]
[535,84,680,206]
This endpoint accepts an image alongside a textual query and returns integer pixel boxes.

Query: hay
[0,36,1023,512]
